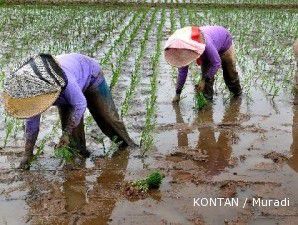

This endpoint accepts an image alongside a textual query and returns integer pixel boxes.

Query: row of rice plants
[121,9,158,117]
[140,8,166,155]
[0,7,74,66]
[84,11,131,56]
[100,11,144,66]
[43,9,120,54]
[1,6,125,66]
[186,8,297,100]
[0,6,129,148]
[109,10,148,89]
[0,8,79,147]
[39,8,124,55]
[84,10,146,132]
[98,0,297,4]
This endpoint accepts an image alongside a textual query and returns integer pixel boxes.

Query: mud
[0,5,297,225]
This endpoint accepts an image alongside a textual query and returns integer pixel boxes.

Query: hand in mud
[195,80,205,93]
[172,94,181,103]
[56,133,70,149]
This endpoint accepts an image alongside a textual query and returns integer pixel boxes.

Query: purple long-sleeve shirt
[26,53,103,141]
[176,26,233,94]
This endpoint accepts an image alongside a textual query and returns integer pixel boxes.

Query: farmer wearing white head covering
[3,53,135,169]
[164,26,242,102]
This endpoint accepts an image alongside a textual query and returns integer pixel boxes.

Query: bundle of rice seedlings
[195,92,208,110]
[131,170,165,193]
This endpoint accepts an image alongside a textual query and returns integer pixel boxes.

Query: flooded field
[0,3,297,225]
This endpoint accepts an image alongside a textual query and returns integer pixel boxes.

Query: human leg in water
[84,79,135,147]
[221,45,242,97]
[58,106,90,157]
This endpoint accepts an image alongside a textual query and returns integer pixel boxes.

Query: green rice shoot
[132,170,164,193]
[195,92,208,110]
[54,146,76,163]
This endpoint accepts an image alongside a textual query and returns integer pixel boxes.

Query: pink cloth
[164,26,206,56]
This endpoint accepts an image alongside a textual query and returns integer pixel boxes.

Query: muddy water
[105,58,298,224]
[0,72,297,223]
[2,60,296,225]
[0,7,298,225]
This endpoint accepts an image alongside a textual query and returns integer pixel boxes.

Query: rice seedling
[54,146,76,163]
[0,70,4,88]
[109,11,148,89]
[121,9,157,116]
[104,136,122,157]
[100,12,143,66]
[3,115,14,147]
[129,170,164,193]
[0,3,296,168]
[195,92,208,110]
[140,8,166,156]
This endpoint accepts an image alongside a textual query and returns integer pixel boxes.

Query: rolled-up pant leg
[58,106,88,157]
[84,79,135,147]
[220,45,242,96]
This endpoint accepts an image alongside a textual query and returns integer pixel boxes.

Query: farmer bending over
[164,26,242,102]
[3,53,135,169]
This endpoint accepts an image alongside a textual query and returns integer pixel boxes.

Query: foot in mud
[203,92,213,101]
[19,155,33,170]
[120,141,139,149]
[234,91,242,97]
[232,89,242,98]
[79,149,91,158]
[172,94,181,103]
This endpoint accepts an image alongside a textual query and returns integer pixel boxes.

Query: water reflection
[288,92,298,172]
[173,103,188,147]
[64,165,87,213]
[23,149,129,224]
[173,98,242,175]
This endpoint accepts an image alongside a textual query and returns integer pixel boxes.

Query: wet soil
[0,6,297,225]
[2,66,296,225]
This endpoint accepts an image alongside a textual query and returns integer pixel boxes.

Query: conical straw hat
[164,26,205,68]
[3,54,66,118]
[3,91,61,119]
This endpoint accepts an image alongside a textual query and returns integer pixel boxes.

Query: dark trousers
[202,45,242,100]
[58,78,135,156]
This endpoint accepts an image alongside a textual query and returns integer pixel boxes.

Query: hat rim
[3,90,61,119]
[164,48,200,68]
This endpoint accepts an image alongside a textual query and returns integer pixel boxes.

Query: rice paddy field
[0,2,297,224]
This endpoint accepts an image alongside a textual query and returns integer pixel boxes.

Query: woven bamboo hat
[164,26,206,68]
[3,54,67,119]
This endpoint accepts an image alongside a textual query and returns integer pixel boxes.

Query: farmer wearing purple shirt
[3,53,135,169]
[164,26,242,102]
